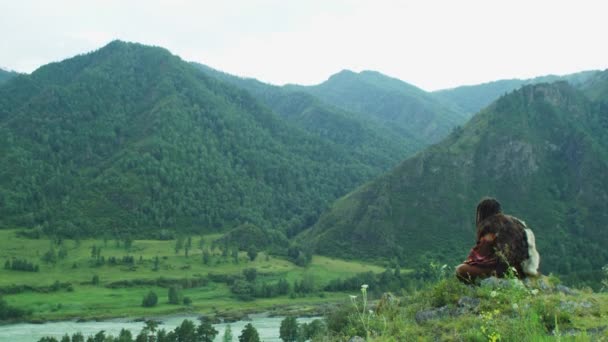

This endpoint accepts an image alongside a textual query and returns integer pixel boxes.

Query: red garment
[464,232,498,267]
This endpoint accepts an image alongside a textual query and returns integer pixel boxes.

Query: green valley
[0,229,387,322]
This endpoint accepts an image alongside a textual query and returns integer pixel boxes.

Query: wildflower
[490,290,498,298]
[349,295,357,300]
[512,303,519,310]
[361,284,368,289]
[530,289,539,296]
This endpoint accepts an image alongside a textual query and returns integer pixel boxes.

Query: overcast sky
[1,0,607,91]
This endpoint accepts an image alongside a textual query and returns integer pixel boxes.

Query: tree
[58,246,68,259]
[124,236,133,251]
[231,248,239,264]
[174,319,197,342]
[238,323,260,342]
[175,237,184,254]
[300,319,326,341]
[196,319,218,342]
[247,247,258,262]
[168,286,182,304]
[117,329,133,342]
[138,320,159,342]
[142,291,158,307]
[153,256,160,271]
[92,274,100,286]
[42,247,57,264]
[222,324,233,342]
[93,330,106,342]
[91,245,98,258]
[243,268,257,282]
[71,332,85,342]
[277,278,290,295]
[203,249,211,265]
[279,316,298,342]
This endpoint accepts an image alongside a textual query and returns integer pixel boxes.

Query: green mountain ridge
[0,41,403,237]
[300,79,608,285]
[192,63,418,170]
[432,70,601,117]
[285,69,468,145]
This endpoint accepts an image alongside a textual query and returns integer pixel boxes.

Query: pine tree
[238,323,260,342]
[223,324,233,342]
[196,319,218,342]
[279,316,298,342]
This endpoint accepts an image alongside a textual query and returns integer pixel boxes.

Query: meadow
[0,229,385,322]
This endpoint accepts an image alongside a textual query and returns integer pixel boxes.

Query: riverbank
[0,312,324,342]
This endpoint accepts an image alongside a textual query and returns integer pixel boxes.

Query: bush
[142,291,158,307]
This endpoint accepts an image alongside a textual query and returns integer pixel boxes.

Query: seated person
[456,198,538,283]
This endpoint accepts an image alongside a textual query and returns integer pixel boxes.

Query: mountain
[286,70,468,145]
[0,68,18,85]
[432,70,600,116]
[193,64,419,168]
[0,41,405,237]
[579,69,608,101]
[300,81,608,284]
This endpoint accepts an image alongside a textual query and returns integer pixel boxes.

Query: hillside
[193,64,417,169]
[433,70,599,117]
[286,70,467,145]
[300,81,608,285]
[0,41,401,237]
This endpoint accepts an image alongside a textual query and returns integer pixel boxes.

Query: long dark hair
[476,197,502,225]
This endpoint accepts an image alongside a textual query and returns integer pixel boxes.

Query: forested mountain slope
[193,64,418,170]
[286,70,467,145]
[300,81,608,284]
[0,41,401,237]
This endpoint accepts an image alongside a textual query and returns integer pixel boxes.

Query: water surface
[0,314,320,341]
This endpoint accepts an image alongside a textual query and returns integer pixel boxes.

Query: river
[0,314,321,341]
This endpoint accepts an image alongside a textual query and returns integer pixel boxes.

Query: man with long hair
[456,197,535,283]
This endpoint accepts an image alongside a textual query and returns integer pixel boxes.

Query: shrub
[142,291,158,307]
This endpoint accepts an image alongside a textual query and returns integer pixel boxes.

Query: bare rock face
[485,139,538,180]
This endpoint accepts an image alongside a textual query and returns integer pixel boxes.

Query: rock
[560,300,593,312]
[480,277,502,288]
[415,306,452,324]
[556,284,577,296]
[457,296,481,314]
[376,292,400,314]
[348,336,365,342]
[586,326,607,335]
[480,276,524,290]
[538,278,552,292]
